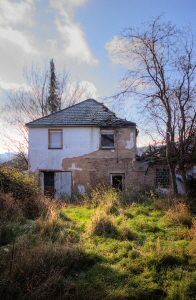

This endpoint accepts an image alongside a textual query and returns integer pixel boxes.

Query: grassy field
[0,168,196,299]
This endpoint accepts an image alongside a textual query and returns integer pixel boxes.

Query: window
[155,168,170,188]
[101,130,115,148]
[110,174,125,191]
[48,129,63,149]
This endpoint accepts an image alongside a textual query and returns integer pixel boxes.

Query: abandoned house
[26,98,184,198]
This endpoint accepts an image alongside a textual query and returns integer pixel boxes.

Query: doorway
[44,172,54,197]
[40,171,72,199]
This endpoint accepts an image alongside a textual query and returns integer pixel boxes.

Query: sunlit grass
[1,183,196,299]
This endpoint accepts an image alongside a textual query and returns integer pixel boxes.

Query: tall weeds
[166,203,193,227]
[0,240,97,300]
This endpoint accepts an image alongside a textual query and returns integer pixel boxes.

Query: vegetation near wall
[0,167,48,219]
[0,170,196,300]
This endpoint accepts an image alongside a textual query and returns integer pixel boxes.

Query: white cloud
[49,0,87,19]
[0,0,100,104]
[79,80,99,99]
[0,0,37,54]
[0,27,37,54]
[0,79,31,91]
[0,0,34,27]
[105,36,139,68]
[50,0,98,65]
[65,80,99,102]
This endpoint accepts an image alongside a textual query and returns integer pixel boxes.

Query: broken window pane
[101,130,114,148]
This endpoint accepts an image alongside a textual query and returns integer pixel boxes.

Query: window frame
[110,173,125,191]
[100,129,115,149]
[155,168,170,188]
[48,129,63,149]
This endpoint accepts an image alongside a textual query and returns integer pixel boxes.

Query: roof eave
[26,123,136,128]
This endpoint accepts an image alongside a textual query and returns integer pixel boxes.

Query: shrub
[0,166,38,200]
[0,167,51,219]
[0,223,17,246]
[0,192,24,222]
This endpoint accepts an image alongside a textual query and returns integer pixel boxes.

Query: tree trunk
[166,128,178,195]
[168,163,178,195]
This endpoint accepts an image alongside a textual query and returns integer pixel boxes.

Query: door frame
[39,170,72,198]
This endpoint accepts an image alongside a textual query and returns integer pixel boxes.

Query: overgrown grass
[1,176,196,300]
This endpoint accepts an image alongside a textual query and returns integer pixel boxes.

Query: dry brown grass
[0,239,97,300]
[166,203,193,228]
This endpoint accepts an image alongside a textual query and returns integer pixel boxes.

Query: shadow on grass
[76,263,167,300]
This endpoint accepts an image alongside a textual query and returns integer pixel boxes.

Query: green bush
[0,167,50,219]
[0,166,38,200]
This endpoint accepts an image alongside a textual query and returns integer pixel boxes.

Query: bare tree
[112,16,196,195]
[1,60,96,157]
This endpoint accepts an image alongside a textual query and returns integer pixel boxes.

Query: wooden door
[54,172,72,199]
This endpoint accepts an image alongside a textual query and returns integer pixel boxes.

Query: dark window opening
[111,174,124,191]
[101,130,114,148]
[155,168,170,188]
[44,172,54,197]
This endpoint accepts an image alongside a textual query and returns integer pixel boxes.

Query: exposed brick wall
[60,127,171,194]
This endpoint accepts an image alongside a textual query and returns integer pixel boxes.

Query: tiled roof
[26,99,136,128]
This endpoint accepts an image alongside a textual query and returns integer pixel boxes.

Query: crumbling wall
[61,127,137,193]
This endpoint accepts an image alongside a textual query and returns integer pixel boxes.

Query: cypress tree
[47,59,61,114]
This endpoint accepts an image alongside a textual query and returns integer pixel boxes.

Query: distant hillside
[0,152,14,163]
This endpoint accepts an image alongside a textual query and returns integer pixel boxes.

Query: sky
[0,0,196,153]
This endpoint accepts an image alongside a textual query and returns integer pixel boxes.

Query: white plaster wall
[176,165,196,195]
[29,127,100,172]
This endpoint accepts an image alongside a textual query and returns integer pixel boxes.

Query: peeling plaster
[68,163,82,171]
[78,184,86,193]
[126,133,134,149]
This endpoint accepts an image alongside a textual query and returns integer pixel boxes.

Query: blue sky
[0,0,196,152]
